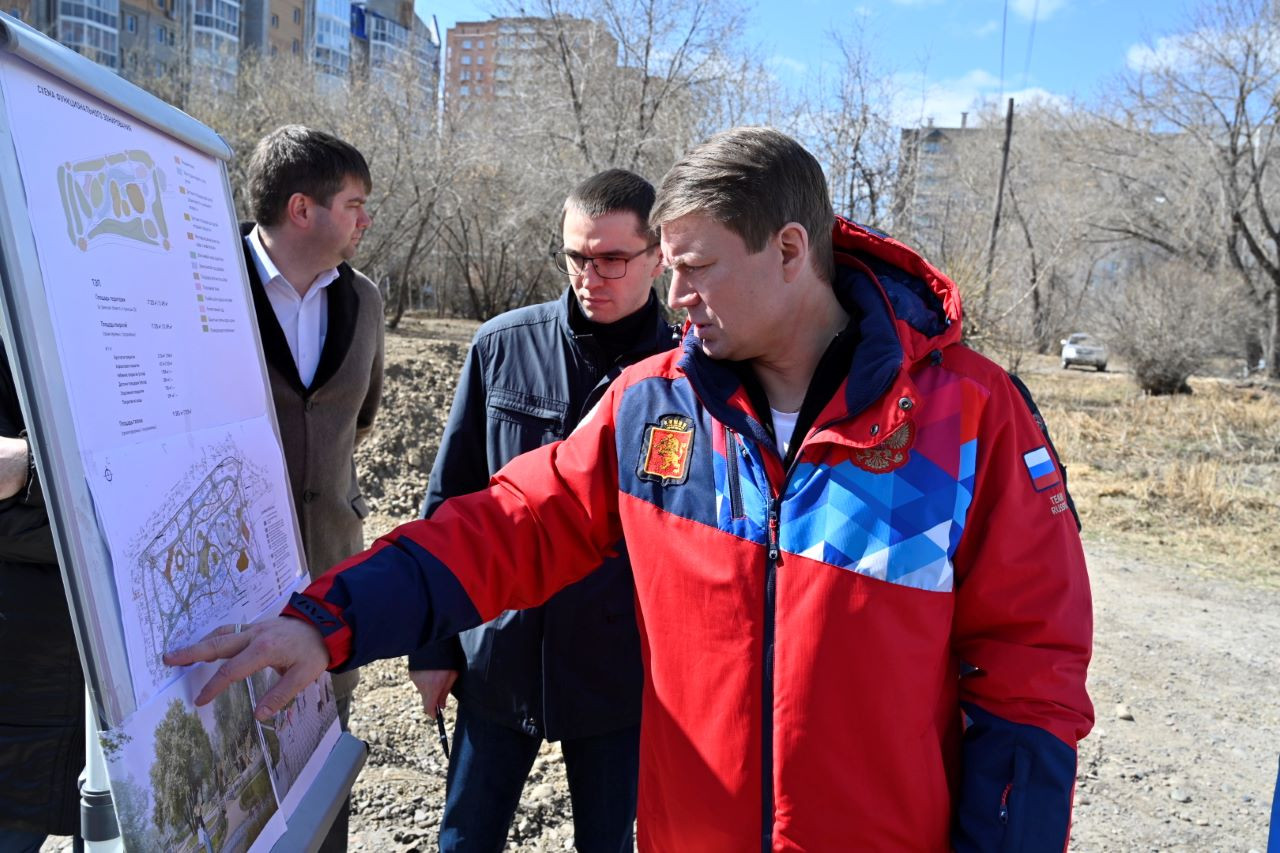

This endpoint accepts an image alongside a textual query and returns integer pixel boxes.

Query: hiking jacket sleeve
[408,342,490,672]
[950,371,1094,852]
[290,378,626,674]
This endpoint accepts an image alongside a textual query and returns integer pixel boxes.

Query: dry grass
[1015,357,1280,587]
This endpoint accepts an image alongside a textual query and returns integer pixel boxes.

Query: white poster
[0,54,269,454]
[0,47,346,844]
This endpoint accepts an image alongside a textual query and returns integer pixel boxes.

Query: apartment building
[350,0,438,97]
[240,0,305,60]
[444,15,615,107]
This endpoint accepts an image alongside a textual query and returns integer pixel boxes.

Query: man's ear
[777,222,810,283]
[284,192,312,228]
[648,250,665,281]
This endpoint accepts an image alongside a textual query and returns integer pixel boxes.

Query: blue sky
[414,0,1191,128]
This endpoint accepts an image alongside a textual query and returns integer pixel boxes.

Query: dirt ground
[43,315,1276,852]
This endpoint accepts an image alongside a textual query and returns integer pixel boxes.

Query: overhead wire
[1022,0,1040,89]
[998,0,1008,103]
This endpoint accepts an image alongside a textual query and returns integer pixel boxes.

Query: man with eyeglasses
[405,168,674,852]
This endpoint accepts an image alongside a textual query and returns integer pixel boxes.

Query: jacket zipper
[724,424,745,519]
[999,781,1013,824]
[761,459,794,852]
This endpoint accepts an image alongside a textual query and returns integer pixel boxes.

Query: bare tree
[793,27,902,230]
[1113,0,1280,377]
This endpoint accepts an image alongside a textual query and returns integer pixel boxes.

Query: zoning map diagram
[57,148,171,252]
[115,429,301,694]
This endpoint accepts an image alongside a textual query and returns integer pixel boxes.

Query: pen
[434,704,450,760]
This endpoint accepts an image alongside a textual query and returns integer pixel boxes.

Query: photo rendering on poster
[84,416,306,707]
[100,660,287,853]
[0,52,269,456]
[249,669,341,818]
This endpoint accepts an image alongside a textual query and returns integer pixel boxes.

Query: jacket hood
[831,215,962,364]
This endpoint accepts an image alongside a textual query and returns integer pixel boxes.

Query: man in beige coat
[240,125,383,853]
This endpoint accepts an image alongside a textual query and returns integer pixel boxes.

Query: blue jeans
[0,828,46,853]
[437,705,639,853]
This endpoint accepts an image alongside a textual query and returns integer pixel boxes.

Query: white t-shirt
[245,227,338,388]
[770,407,799,457]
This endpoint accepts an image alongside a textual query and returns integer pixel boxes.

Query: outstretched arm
[168,377,627,713]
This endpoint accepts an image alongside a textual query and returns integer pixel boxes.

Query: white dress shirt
[245,227,339,388]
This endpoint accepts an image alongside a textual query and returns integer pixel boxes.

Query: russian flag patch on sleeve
[1023,446,1061,492]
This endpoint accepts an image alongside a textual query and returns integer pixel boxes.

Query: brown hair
[247,125,371,227]
[563,168,657,240]
[651,127,834,282]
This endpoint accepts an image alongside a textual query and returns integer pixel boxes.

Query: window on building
[476,39,483,48]
[125,14,135,30]
[271,43,277,55]
[292,7,300,23]
[270,12,278,26]
[459,84,469,95]
[476,55,483,64]
[292,38,299,53]
[155,23,164,42]
[475,70,482,81]
[461,54,470,64]
[167,28,174,44]
[459,69,469,80]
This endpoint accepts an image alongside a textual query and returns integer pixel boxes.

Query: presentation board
[0,13,364,851]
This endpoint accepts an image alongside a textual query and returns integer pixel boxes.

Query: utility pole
[983,97,1015,304]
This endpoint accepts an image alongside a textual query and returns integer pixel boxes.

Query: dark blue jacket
[408,288,676,740]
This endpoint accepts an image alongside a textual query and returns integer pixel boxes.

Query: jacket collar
[240,221,361,394]
[557,287,676,364]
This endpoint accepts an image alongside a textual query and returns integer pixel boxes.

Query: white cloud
[1009,0,1070,21]
[1125,33,1199,73]
[974,19,1000,38]
[890,68,1068,128]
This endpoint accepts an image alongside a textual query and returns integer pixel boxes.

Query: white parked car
[1061,333,1108,371]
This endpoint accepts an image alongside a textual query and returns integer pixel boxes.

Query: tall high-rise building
[240,0,306,60]
[443,15,615,108]
[5,0,38,27]
[118,0,181,80]
[30,0,123,69]
[189,0,240,88]
[350,0,438,99]
[311,0,349,79]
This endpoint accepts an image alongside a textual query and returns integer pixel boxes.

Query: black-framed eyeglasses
[550,244,659,279]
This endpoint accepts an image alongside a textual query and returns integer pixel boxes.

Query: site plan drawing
[87,417,306,707]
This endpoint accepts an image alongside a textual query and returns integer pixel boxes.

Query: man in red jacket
[169,126,1093,852]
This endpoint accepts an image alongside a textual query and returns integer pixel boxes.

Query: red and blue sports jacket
[287,217,1094,851]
